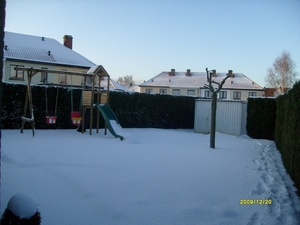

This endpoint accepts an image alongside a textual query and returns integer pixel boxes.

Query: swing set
[17,65,110,136]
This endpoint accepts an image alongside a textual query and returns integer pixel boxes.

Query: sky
[4,0,300,86]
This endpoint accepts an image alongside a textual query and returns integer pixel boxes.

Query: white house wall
[2,60,91,85]
[194,99,247,136]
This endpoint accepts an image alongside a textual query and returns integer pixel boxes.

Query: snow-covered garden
[1,128,300,225]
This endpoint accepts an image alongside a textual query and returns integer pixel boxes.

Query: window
[187,90,195,96]
[146,88,153,94]
[41,67,48,83]
[233,91,241,100]
[248,92,256,97]
[219,91,227,99]
[204,90,211,98]
[59,70,67,84]
[159,89,167,94]
[172,89,180,95]
[10,65,24,80]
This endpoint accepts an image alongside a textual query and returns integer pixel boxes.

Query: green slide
[94,103,124,141]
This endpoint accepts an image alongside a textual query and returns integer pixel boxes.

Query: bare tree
[265,51,299,90]
[117,75,134,85]
[204,68,230,149]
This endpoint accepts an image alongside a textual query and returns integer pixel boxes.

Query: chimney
[186,69,191,76]
[63,35,73,49]
[212,69,216,77]
[228,70,233,77]
[169,68,176,76]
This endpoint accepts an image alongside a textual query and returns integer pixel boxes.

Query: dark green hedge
[246,97,276,140]
[1,83,85,129]
[275,81,300,191]
[109,91,195,128]
[1,82,196,130]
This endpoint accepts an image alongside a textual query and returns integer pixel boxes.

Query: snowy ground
[1,128,300,225]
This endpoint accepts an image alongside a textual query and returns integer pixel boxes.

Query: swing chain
[45,85,59,117]
[45,86,49,116]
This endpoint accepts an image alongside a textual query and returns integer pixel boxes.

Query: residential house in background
[139,69,264,101]
[264,87,289,97]
[120,83,140,93]
[3,31,96,86]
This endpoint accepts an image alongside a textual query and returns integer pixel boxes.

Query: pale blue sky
[5,0,300,86]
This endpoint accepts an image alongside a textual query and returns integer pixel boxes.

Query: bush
[275,81,300,191]
[0,209,41,225]
[1,83,196,130]
[246,97,276,140]
[1,193,42,225]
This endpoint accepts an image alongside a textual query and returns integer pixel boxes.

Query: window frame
[159,89,167,94]
[187,90,195,96]
[233,91,241,100]
[40,67,48,83]
[248,92,257,97]
[219,91,227,99]
[172,89,180,95]
[59,70,67,84]
[146,88,153,94]
[10,65,24,80]
[204,90,211,98]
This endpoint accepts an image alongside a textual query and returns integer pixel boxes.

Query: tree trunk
[210,92,217,148]
[0,0,6,198]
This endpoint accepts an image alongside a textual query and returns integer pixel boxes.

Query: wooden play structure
[17,65,111,136]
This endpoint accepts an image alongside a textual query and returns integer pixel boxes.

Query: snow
[7,193,38,219]
[141,71,263,90]
[109,120,137,143]
[1,129,300,225]
[4,31,95,67]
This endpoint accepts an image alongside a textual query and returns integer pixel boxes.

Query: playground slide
[94,103,125,141]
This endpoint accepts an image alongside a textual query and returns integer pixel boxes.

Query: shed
[194,99,247,136]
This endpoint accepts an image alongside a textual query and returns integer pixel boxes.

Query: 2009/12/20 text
[240,199,272,205]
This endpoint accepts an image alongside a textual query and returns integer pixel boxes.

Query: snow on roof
[4,31,95,68]
[140,71,263,90]
[100,77,125,91]
[121,84,140,92]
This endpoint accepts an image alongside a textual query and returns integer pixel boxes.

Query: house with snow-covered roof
[2,31,121,92]
[3,31,96,86]
[139,69,264,101]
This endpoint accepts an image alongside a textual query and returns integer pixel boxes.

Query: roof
[100,77,125,92]
[121,84,140,92]
[264,87,289,97]
[140,71,263,90]
[3,31,95,68]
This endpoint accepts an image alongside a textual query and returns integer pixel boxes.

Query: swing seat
[21,110,34,123]
[21,116,34,123]
[71,111,82,125]
[46,116,57,124]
